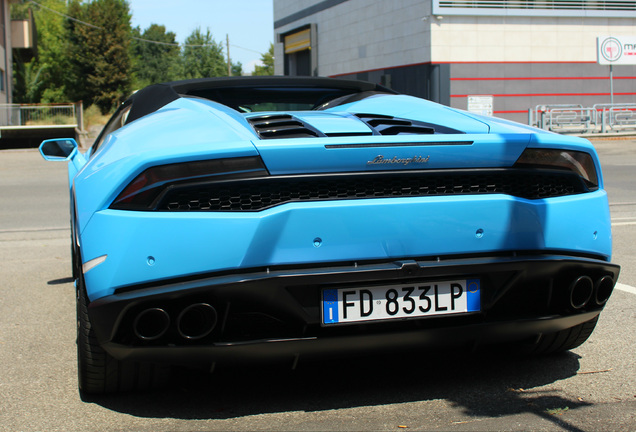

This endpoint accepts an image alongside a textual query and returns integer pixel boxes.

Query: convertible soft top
[125,76,397,124]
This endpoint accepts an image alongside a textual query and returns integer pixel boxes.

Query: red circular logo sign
[601,37,622,62]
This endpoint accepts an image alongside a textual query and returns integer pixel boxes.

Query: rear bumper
[88,253,620,363]
[103,311,601,364]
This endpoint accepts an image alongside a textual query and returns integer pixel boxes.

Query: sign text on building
[597,36,636,65]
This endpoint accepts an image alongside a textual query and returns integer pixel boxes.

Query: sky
[128,0,274,74]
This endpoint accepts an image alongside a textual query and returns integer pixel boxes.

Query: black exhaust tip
[133,308,170,340]
[569,276,594,310]
[594,275,615,306]
[177,303,217,340]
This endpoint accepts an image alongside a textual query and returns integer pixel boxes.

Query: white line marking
[615,283,636,295]
[610,202,636,207]
[611,222,636,227]
[0,226,69,234]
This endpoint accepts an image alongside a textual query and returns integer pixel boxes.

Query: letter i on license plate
[322,279,480,325]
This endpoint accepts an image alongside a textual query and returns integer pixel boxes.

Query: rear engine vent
[355,113,462,135]
[248,114,324,139]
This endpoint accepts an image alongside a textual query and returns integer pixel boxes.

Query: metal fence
[0,103,80,128]
[530,104,636,133]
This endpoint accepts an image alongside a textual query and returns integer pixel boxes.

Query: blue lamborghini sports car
[40,77,619,394]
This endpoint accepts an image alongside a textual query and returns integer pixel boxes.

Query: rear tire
[516,315,600,355]
[76,274,170,394]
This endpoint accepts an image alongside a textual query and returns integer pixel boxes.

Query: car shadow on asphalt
[84,348,589,431]
[47,277,75,285]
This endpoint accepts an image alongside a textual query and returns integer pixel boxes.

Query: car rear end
[76,96,618,366]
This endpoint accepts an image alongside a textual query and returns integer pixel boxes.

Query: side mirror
[39,138,79,161]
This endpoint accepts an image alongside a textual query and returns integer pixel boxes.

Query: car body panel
[252,133,530,175]
[80,189,611,301]
[40,77,618,375]
[327,94,492,133]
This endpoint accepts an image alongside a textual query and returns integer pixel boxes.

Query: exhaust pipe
[177,303,217,340]
[594,275,615,306]
[133,308,170,340]
[569,276,593,310]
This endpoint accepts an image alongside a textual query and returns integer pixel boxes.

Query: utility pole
[226,34,231,76]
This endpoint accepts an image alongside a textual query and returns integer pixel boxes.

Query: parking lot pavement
[0,147,634,431]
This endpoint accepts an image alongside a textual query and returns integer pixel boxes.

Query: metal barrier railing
[0,103,80,128]
[530,103,636,133]
[592,103,636,133]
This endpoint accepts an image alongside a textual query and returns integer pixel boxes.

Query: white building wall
[431,15,636,63]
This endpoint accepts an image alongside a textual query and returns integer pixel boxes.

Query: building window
[433,0,636,16]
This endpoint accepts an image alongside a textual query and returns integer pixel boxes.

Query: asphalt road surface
[0,139,634,431]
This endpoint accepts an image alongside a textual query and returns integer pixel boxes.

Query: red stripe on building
[437,61,597,64]
[493,110,531,114]
[451,76,636,81]
[452,92,636,98]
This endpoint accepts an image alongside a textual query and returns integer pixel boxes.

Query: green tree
[11,1,69,103]
[131,24,181,88]
[66,0,132,113]
[12,59,44,103]
[253,42,274,76]
[182,28,226,79]
[231,61,243,77]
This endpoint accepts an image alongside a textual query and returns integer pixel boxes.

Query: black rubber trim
[324,141,473,148]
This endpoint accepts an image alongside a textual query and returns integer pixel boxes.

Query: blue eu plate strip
[323,289,339,324]
[466,279,481,311]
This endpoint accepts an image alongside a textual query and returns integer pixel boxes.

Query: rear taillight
[514,148,598,187]
[110,156,268,210]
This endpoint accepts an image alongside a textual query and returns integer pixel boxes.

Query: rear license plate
[322,279,480,325]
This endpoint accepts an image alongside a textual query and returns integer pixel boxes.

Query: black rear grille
[355,113,463,135]
[355,113,436,135]
[247,113,461,139]
[248,114,321,139]
[157,169,590,212]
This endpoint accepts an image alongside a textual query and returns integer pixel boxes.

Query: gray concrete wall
[449,62,636,124]
[275,0,431,77]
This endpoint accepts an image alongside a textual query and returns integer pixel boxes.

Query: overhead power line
[27,0,266,54]
[29,0,100,29]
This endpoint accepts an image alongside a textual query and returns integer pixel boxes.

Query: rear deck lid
[251,132,533,175]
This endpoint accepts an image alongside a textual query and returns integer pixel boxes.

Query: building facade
[0,0,14,105]
[274,0,636,124]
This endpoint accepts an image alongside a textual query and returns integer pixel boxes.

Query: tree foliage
[181,27,227,79]
[131,24,181,89]
[10,1,276,111]
[66,0,132,113]
[253,42,274,76]
[231,61,243,77]
[12,0,68,103]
